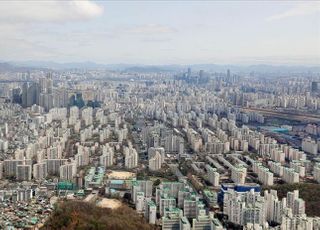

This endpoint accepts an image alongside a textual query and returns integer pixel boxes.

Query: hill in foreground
[42,200,155,230]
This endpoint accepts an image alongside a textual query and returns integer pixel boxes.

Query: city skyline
[1,1,320,229]
[0,1,319,65]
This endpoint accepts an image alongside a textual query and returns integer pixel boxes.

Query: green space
[43,200,156,230]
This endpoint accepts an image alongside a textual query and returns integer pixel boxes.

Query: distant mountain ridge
[2,60,320,73]
[0,62,40,72]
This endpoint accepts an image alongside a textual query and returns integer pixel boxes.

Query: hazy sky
[0,1,319,65]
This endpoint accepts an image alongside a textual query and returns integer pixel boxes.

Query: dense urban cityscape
[0,63,319,229]
[1,1,320,230]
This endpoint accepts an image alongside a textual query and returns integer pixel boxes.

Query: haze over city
[0,1,320,65]
[0,1,320,230]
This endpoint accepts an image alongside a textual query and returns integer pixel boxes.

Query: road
[242,107,320,123]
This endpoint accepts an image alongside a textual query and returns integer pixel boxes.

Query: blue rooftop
[110,180,124,185]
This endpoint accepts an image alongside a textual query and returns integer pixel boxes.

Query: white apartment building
[313,163,320,183]
[33,162,47,180]
[149,151,162,171]
[283,167,299,184]
[302,137,318,155]
[124,146,138,169]
[231,166,247,185]
[16,164,32,181]
[206,165,220,187]
[59,161,76,181]
[145,200,157,224]
[252,162,274,186]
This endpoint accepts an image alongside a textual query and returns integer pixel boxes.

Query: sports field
[107,170,136,179]
[97,198,122,209]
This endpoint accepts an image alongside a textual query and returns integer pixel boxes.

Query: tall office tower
[39,73,54,111]
[59,161,77,181]
[21,82,28,107]
[199,70,204,78]
[40,73,53,93]
[47,73,53,94]
[199,69,206,84]
[70,92,85,108]
[39,77,47,93]
[34,82,40,104]
[53,88,69,108]
[33,162,48,180]
[311,81,319,93]
[21,82,40,107]
[39,92,54,111]
[16,164,32,181]
[12,88,22,104]
[187,67,191,77]
[227,69,231,79]
[22,82,36,107]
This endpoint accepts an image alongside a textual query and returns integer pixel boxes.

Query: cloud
[1,37,67,61]
[0,1,104,61]
[266,2,320,21]
[127,24,176,35]
[0,0,104,24]
[142,38,173,43]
